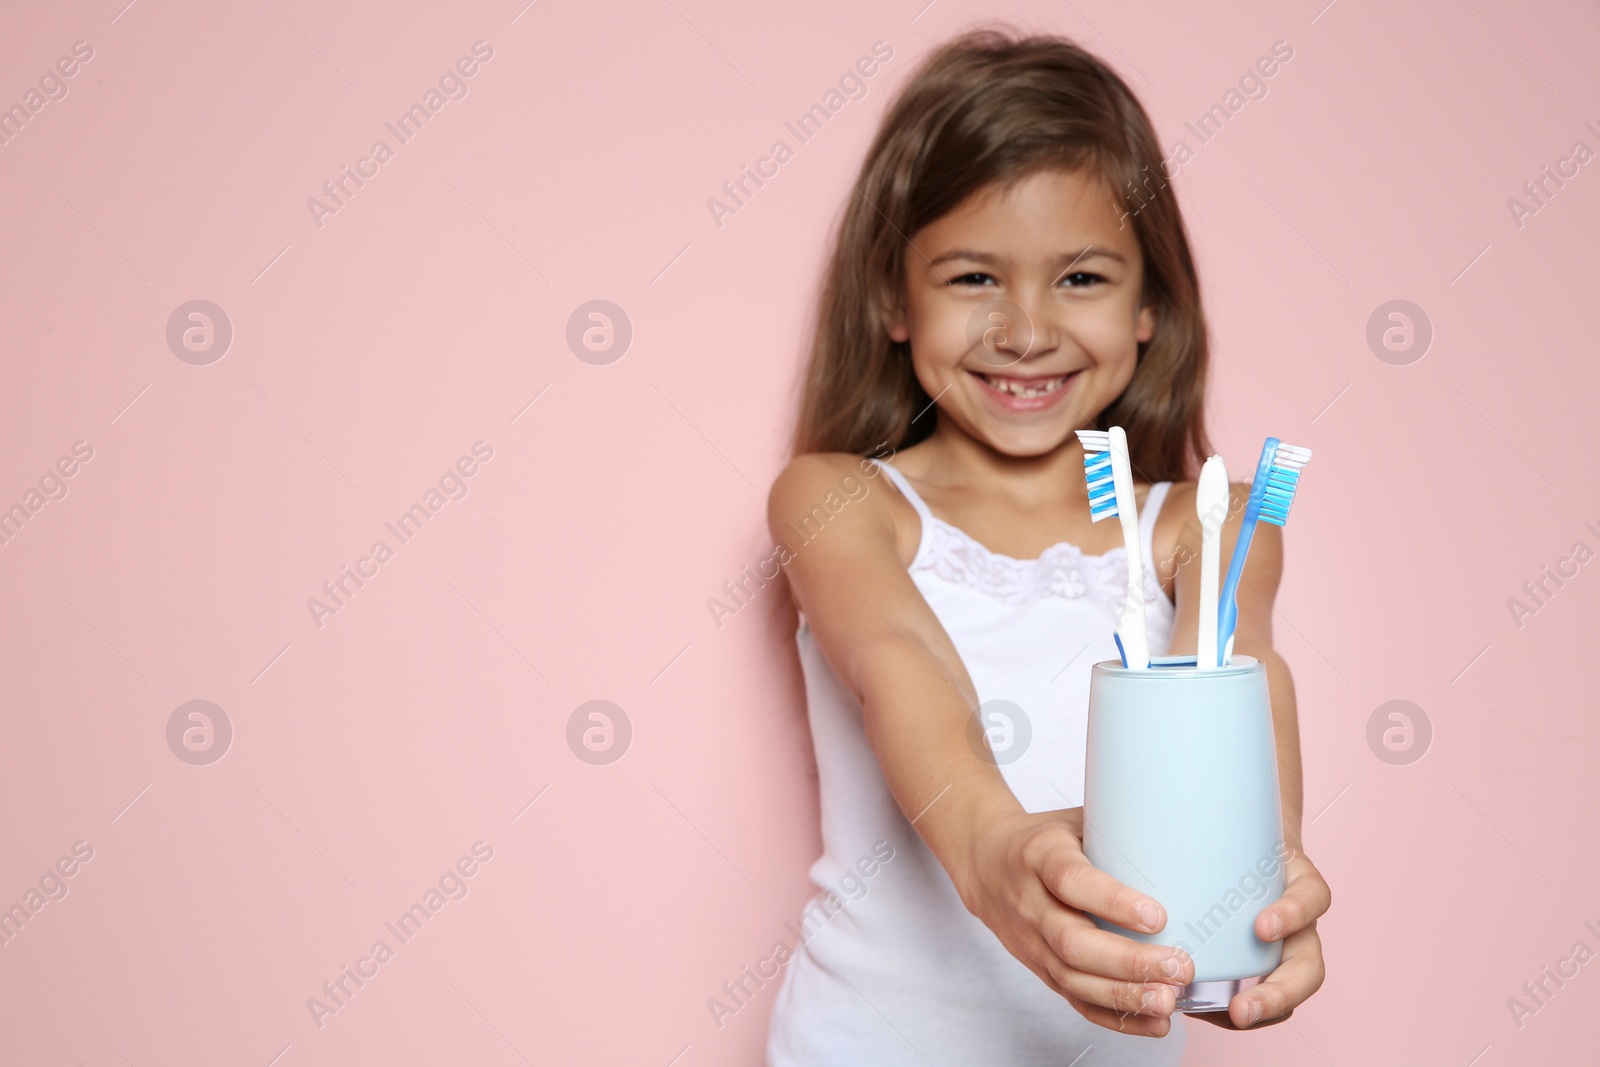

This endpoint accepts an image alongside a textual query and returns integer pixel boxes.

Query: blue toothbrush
[1216,437,1312,665]
[1076,426,1150,669]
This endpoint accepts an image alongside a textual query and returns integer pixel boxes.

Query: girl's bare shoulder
[770,451,880,503]
[768,452,898,525]
[768,452,912,563]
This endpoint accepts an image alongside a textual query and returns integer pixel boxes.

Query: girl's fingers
[1231,926,1326,1028]
[1054,966,1178,1018]
[1035,845,1166,935]
[1023,930,1177,1028]
[1254,863,1332,941]
[1004,927,1074,995]
[1064,991,1174,1039]
[1040,911,1193,985]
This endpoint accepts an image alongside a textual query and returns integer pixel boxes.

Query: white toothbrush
[1076,426,1149,669]
[1195,455,1228,670]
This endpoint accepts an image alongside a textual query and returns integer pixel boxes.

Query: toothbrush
[1077,426,1150,669]
[1216,437,1313,665]
[1195,455,1228,670]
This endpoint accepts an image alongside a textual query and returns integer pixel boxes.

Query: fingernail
[1159,954,1181,980]
[1139,902,1161,929]
[1141,989,1158,1013]
[1264,912,1283,939]
[1247,999,1263,1026]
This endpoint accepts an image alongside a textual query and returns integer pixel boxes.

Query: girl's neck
[910,419,1097,505]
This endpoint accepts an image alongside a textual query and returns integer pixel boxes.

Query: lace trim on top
[916,516,1164,608]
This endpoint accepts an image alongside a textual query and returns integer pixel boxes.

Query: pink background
[2,0,1597,1063]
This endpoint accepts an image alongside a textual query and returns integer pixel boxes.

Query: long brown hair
[789,27,1211,481]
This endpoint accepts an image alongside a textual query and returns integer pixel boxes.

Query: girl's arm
[1166,482,1332,1029]
[770,453,1193,1038]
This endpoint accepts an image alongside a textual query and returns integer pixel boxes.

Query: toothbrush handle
[1108,428,1149,669]
[1216,438,1279,666]
[1198,525,1220,670]
[1117,509,1150,669]
[1216,514,1258,665]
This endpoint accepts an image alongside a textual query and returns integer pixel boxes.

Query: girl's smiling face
[889,167,1154,457]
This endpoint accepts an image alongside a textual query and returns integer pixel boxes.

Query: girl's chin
[967,422,1076,458]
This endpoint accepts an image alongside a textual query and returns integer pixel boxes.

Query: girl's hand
[955,805,1196,1038]
[1191,848,1331,1030]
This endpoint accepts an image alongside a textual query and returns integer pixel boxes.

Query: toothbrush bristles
[1274,444,1312,469]
[1259,443,1312,527]
[1076,430,1118,520]
[1075,429,1110,452]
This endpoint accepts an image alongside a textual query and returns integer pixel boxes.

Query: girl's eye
[1059,271,1106,288]
[947,272,995,287]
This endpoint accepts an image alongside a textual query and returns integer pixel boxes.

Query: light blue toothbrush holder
[1081,655,1287,1013]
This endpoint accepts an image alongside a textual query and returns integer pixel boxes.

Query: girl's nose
[970,296,1059,369]
[1008,292,1063,363]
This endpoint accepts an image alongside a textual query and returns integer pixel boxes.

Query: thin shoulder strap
[870,458,934,525]
[870,458,935,570]
[1139,481,1172,579]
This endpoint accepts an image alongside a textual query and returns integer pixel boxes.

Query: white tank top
[766,458,1185,1066]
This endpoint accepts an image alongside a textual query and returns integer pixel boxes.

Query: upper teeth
[981,373,1067,397]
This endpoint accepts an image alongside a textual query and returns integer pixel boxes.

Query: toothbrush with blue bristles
[1217,437,1313,665]
[1076,426,1150,669]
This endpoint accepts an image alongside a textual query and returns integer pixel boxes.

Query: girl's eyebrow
[1056,245,1126,267]
[926,246,1127,268]
[927,248,1005,267]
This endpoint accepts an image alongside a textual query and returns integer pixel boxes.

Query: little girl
[764,28,1330,1065]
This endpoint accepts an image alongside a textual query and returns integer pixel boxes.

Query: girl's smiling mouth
[969,368,1081,411]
